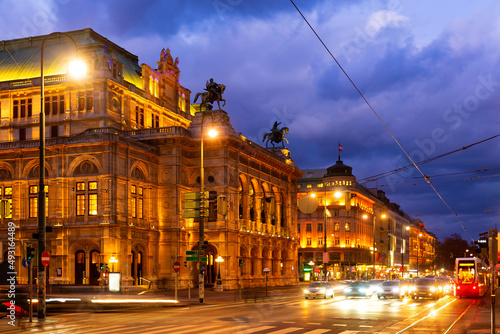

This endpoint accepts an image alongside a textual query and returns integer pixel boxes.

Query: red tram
[454,257,489,298]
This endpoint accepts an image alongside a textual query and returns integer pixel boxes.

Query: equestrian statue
[263,121,289,148]
[193,78,226,110]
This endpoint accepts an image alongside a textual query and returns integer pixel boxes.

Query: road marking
[307,323,322,325]
[338,331,360,334]
[234,326,276,333]
[304,330,331,334]
[333,324,347,326]
[282,321,296,324]
[359,325,373,327]
[269,327,303,333]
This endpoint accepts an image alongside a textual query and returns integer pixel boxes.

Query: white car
[304,282,335,299]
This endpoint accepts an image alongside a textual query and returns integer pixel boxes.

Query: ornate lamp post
[38,32,85,319]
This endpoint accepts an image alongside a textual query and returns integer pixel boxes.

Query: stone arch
[271,248,281,277]
[191,167,218,186]
[131,242,148,285]
[130,161,149,182]
[68,155,103,177]
[22,159,51,179]
[250,246,259,277]
[0,162,14,181]
[69,240,101,285]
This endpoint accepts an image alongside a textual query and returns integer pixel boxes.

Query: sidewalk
[465,289,500,334]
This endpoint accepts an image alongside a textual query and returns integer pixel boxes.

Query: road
[1,290,490,334]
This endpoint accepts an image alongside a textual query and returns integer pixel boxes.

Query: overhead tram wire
[289,0,474,242]
[359,133,500,183]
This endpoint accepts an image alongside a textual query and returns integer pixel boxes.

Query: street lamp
[109,256,118,272]
[38,32,85,319]
[198,109,217,303]
[215,255,224,288]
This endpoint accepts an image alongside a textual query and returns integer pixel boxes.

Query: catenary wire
[359,134,500,183]
[289,0,474,241]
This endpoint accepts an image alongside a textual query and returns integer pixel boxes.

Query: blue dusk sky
[0,0,498,242]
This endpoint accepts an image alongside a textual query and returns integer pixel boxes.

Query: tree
[435,233,473,272]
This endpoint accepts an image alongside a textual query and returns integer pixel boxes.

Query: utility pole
[489,228,498,334]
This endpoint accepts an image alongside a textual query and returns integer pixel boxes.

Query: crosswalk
[0,322,373,334]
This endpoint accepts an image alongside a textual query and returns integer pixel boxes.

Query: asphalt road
[1,290,491,334]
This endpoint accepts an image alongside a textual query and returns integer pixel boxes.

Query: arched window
[249,183,255,221]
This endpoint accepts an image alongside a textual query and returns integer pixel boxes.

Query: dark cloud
[0,0,498,241]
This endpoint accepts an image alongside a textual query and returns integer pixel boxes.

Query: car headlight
[377,287,383,293]
[359,288,366,293]
[392,287,399,293]
[430,287,436,292]
[320,288,326,293]
[344,288,352,293]
[304,289,310,294]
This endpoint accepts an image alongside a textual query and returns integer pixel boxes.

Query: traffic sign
[186,256,207,262]
[263,267,271,273]
[41,251,50,267]
[186,250,198,256]
[173,261,181,272]
[22,257,30,268]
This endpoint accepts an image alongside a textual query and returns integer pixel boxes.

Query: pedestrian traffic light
[1,199,12,217]
[239,259,244,266]
[26,246,35,260]
[217,195,228,216]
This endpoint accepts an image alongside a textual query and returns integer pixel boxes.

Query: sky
[0,0,498,242]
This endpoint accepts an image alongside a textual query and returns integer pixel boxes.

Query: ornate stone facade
[0,29,302,289]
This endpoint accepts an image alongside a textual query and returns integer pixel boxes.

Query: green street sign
[186,250,198,256]
[303,267,312,272]
[186,256,207,262]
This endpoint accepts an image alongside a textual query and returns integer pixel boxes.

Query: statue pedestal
[269,147,290,159]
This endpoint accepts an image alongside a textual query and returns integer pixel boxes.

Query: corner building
[0,28,302,289]
[297,159,434,280]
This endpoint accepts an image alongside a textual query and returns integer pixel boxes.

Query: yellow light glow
[334,191,342,198]
[67,59,86,78]
[310,193,316,198]
[208,128,218,138]
[109,256,118,263]
[362,214,368,219]
[381,214,387,219]
[91,299,178,304]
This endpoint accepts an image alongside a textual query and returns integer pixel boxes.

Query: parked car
[376,280,406,299]
[344,281,373,298]
[410,278,443,300]
[304,282,334,299]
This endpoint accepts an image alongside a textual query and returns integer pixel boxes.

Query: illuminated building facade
[297,159,435,280]
[0,28,302,289]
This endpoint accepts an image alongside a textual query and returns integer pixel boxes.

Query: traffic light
[100,263,104,270]
[26,246,35,260]
[184,261,187,267]
[239,259,244,266]
[217,195,228,215]
[1,199,12,217]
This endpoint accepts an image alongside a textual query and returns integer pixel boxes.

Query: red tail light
[472,284,477,290]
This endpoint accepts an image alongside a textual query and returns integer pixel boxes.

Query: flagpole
[338,141,341,161]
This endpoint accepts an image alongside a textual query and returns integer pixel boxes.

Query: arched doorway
[89,250,100,285]
[205,247,216,286]
[131,250,143,285]
[75,250,85,284]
